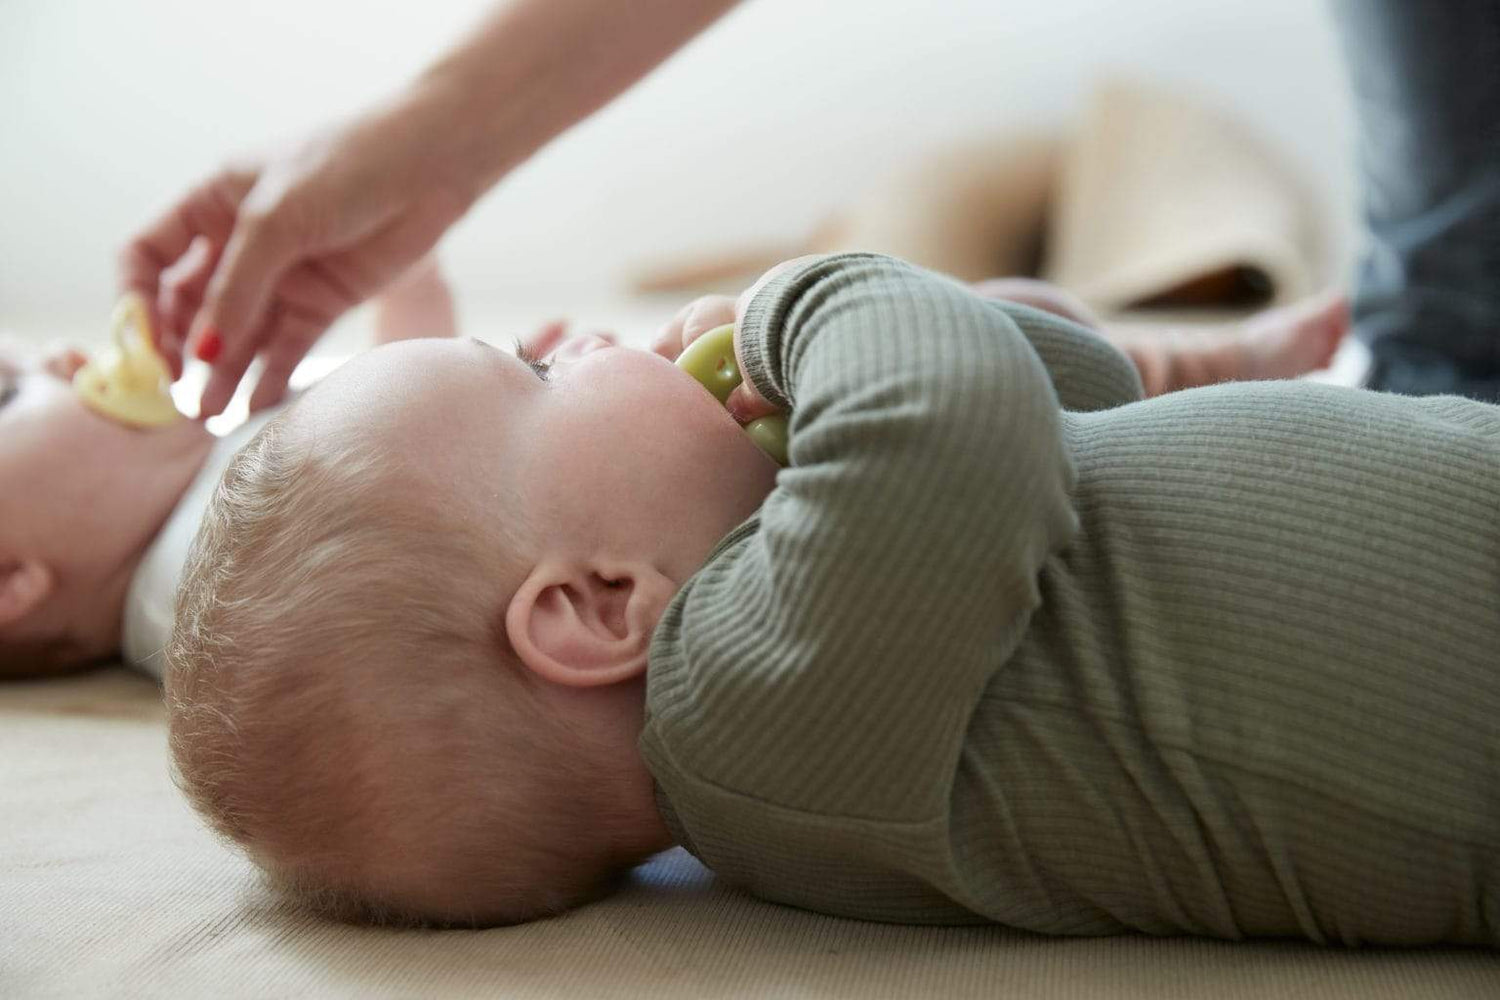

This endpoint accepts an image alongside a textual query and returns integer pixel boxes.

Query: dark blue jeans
[1332,0,1500,402]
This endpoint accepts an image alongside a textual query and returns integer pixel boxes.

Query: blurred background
[0,0,1357,351]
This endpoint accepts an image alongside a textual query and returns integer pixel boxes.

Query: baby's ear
[0,558,54,628]
[504,560,675,688]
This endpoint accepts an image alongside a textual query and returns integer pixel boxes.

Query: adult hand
[118,85,479,417]
[119,0,745,418]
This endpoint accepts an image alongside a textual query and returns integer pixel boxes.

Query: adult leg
[1331,0,1500,401]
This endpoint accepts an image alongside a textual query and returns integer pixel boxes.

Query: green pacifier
[675,323,788,467]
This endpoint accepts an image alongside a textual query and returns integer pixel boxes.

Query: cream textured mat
[3,668,1497,998]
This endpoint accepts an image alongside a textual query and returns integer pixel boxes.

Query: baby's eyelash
[512,338,552,382]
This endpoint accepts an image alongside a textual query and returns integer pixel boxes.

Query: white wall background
[0,0,1357,334]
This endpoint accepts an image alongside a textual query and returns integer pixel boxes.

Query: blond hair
[166,410,637,927]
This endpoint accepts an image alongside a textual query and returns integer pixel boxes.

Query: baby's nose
[552,331,617,361]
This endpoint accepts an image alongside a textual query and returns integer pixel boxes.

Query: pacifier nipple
[73,293,183,428]
[675,323,788,467]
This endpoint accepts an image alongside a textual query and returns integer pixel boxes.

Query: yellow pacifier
[73,293,183,428]
[675,323,788,467]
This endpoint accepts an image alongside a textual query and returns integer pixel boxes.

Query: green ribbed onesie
[639,253,1500,946]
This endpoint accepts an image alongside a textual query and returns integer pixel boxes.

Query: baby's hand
[654,294,779,425]
[725,259,832,423]
[651,294,736,362]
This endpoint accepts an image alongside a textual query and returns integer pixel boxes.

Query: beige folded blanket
[632,78,1327,311]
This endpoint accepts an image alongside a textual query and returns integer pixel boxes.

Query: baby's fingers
[652,295,736,361]
[681,296,736,349]
[650,313,685,361]
[725,381,780,426]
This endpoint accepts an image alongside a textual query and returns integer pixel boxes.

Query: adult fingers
[252,201,455,364]
[246,311,325,414]
[196,299,277,419]
[158,237,222,376]
[160,237,219,340]
[190,206,367,419]
[188,191,301,386]
[195,262,349,419]
[119,168,255,359]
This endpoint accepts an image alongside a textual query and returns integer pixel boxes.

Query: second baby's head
[166,334,780,926]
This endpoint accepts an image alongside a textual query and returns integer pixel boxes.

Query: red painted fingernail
[195,328,223,363]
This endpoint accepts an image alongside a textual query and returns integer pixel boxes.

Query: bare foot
[1239,290,1349,380]
[1113,290,1348,397]
[373,255,458,345]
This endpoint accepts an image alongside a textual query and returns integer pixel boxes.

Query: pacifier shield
[73,293,183,428]
[675,322,787,466]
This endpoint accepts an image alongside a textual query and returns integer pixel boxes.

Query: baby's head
[166,334,779,926]
[0,339,211,675]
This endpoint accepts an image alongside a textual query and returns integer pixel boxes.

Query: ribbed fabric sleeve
[983,299,1146,412]
[639,253,1500,947]
[645,253,1079,821]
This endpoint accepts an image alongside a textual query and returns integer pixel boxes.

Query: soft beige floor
[5,669,1499,999]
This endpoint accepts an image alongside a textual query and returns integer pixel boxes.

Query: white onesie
[121,409,277,679]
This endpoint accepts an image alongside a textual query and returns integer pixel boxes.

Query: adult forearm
[119,0,742,418]
[416,0,742,198]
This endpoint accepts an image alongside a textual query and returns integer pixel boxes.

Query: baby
[1,265,1337,679]
[163,253,1500,948]
[0,260,458,677]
